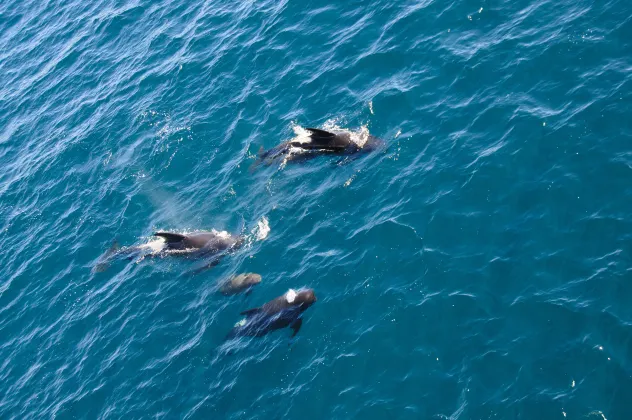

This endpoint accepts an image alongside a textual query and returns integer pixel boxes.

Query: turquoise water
[1,0,631,418]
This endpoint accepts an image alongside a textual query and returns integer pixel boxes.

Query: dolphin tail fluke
[257,146,265,157]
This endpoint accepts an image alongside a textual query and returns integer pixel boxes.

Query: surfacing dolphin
[219,273,262,296]
[95,230,245,272]
[251,127,384,170]
[226,288,317,339]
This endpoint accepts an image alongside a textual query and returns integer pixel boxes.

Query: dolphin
[219,273,262,295]
[226,288,317,338]
[95,230,245,272]
[251,127,383,169]
[151,231,244,254]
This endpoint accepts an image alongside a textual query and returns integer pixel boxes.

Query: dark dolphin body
[227,288,316,339]
[152,231,244,255]
[252,127,383,169]
[95,230,245,272]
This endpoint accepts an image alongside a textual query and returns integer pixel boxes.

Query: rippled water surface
[1,0,631,418]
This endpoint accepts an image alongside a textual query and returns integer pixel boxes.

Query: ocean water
[1,0,631,418]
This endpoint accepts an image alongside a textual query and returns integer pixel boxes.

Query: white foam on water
[234,318,247,327]
[138,238,166,253]
[290,123,314,144]
[253,216,270,240]
[211,229,231,239]
[321,119,371,148]
[281,146,313,168]
[344,172,358,187]
[240,216,271,249]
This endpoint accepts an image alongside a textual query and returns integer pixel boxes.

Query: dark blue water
[1,0,631,418]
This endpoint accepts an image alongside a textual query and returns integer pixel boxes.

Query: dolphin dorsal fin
[306,127,335,139]
[240,307,262,317]
[300,128,349,150]
[154,232,186,243]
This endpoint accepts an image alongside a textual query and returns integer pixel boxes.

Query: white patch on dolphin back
[285,289,297,303]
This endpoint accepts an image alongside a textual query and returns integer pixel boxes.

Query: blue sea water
[1,0,631,418]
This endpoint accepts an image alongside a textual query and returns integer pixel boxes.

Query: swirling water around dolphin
[1,0,631,418]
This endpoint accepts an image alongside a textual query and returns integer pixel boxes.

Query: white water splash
[138,238,166,253]
[275,124,316,168]
[277,146,308,169]
[344,171,358,187]
[290,123,314,144]
[211,229,232,239]
[253,216,270,241]
[322,119,371,148]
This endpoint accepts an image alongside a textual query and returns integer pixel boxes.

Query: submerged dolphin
[252,127,383,169]
[219,273,262,295]
[95,230,245,272]
[226,288,317,339]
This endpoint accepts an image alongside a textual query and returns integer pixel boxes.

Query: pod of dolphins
[97,126,382,342]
